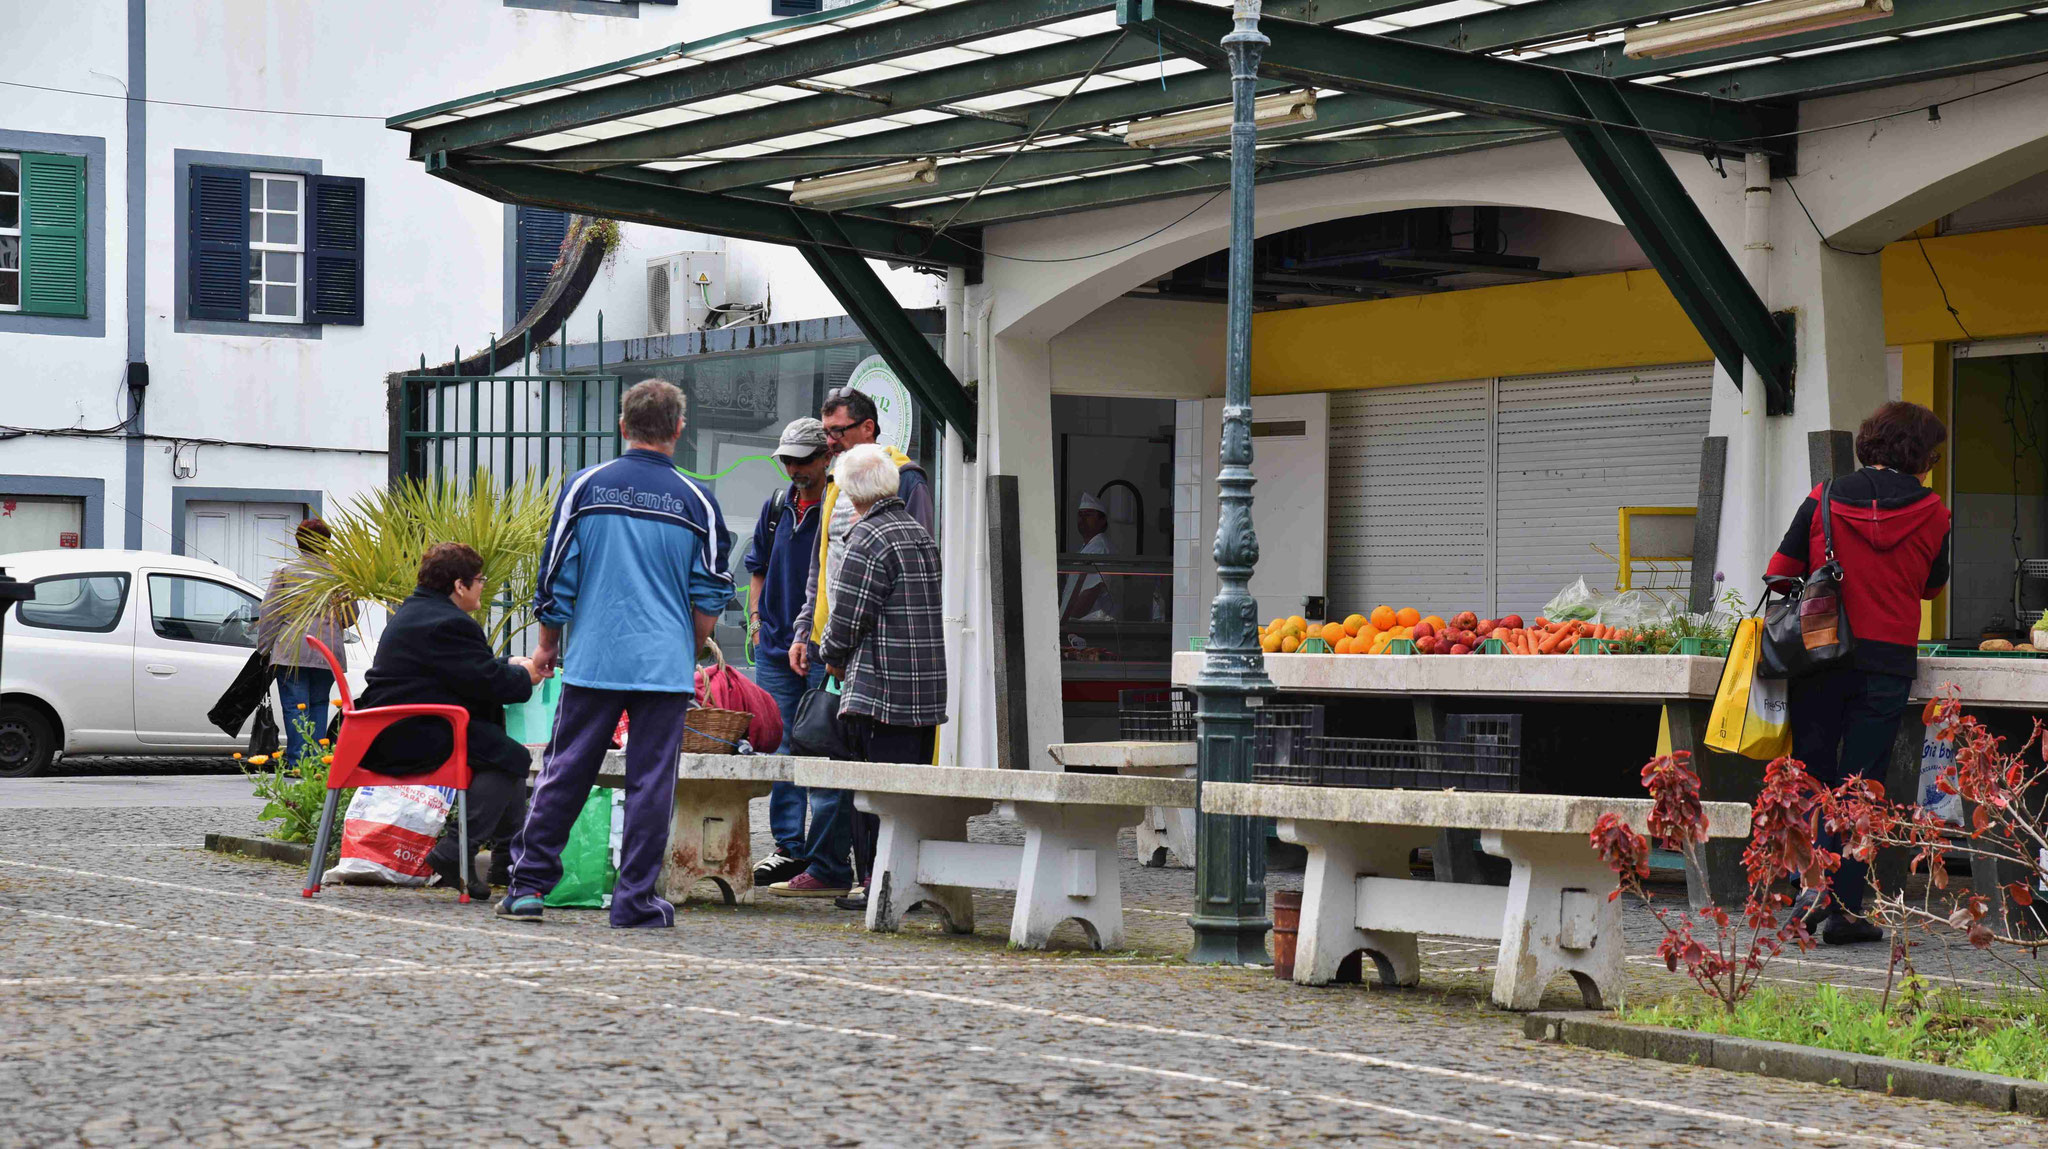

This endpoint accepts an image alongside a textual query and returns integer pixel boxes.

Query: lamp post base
[1188,911,1276,965]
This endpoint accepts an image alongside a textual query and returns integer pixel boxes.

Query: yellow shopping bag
[1705,616,1792,760]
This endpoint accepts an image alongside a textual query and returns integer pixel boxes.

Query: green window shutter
[20,152,88,318]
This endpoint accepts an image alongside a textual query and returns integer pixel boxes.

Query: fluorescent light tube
[788,158,938,206]
[1623,0,1893,59]
[1121,91,1318,148]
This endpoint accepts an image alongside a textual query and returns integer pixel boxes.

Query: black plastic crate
[1254,704,1326,763]
[1252,714,1521,792]
[1118,688,1195,742]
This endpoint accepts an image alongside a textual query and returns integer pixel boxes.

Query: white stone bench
[527,749,815,906]
[792,759,1196,949]
[1204,783,1751,1010]
[1046,741,1197,868]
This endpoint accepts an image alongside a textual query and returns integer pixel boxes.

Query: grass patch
[1625,982,2048,1082]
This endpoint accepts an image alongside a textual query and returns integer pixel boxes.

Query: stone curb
[203,833,314,867]
[1525,1011,2047,1118]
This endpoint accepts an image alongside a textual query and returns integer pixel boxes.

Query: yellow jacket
[807,444,918,644]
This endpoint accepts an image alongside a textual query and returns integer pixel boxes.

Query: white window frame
[0,152,20,313]
[247,171,304,324]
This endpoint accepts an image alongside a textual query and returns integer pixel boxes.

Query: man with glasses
[774,387,932,905]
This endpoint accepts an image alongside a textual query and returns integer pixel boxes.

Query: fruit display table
[1171,651,2048,908]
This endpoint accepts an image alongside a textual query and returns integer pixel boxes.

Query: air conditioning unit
[645,250,726,336]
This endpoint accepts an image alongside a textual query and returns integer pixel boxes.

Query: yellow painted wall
[1251,224,2048,395]
[1899,343,1951,639]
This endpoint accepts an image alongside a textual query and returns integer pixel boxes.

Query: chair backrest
[303,635,355,713]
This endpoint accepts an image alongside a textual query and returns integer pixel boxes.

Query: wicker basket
[681,639,753,754]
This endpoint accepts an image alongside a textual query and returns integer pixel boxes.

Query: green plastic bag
[543,789,618,908]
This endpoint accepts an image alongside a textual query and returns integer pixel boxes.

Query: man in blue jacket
[744,417,832,886]
[500,379,733,929]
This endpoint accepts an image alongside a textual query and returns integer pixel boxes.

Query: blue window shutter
[514,206,570,321]
[187,165,248,321]
[20,152,88,318]
[305,175,365,325]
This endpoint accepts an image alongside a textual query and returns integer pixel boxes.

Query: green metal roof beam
[405,0,1113,159]
[1125,0,1793,152]
[669,0,1746,195]
[795,93,1436,212]
[794,214,977,455]
[544,33,1162,173]
[1565,81,1794,409]
[1664,12,2048,102]
[430,159,981,270]
[893,119,1553,228]
[1542,0,2046,81]
[552,0,1718,173]
[1403,0,1737,53]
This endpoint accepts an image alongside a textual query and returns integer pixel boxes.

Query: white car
[0,549,366,778]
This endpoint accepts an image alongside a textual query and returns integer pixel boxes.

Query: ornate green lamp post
[1188,0,1274,966]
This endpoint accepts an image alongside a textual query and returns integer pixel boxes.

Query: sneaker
[753,851,807,886]
[1820,913,1884,945]
[833,893,868,912]
[1789,888,1831,932]
[769,872,850,899]
[430,850,492,901]
[496,892,545,922]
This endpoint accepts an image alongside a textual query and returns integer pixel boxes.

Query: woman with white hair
[769,443,946,900]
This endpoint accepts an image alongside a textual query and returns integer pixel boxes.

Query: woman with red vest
[1764,401,1951,945]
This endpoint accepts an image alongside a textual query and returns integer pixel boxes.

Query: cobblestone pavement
[1,780,2040,1148]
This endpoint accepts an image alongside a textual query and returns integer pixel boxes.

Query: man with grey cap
[1060,491,1116,621]
[744,416,835,883]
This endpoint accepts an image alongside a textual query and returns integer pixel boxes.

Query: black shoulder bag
[1760,481,1856,679]
[788,677,853,760]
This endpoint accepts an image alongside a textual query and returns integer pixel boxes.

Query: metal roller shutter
[1328,381,1492,617]
[1493,364,1712,619]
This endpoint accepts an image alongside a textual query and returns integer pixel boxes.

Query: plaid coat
[818,496,947,727]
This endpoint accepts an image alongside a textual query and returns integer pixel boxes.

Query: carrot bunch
[1489,618,1642,655]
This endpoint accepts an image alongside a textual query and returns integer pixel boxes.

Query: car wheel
[0,704,57,779]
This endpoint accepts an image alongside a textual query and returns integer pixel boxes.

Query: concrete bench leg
[858,792,984,936]
[660,780,772,906]
[1134,804,1197,868]
[1482,830,1622,1010]
[1004,801,1137,950]
[1281,819,1433,987]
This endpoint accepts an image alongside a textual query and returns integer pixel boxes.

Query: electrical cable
[962,188,1226,264]
[1779,174,1885,256]
[0,79,387,121]
[1735,63,2048,144]
[927,30,1132,241]
[1917,236,1976,342]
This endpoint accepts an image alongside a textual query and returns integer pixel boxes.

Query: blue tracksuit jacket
[534,448,734,692]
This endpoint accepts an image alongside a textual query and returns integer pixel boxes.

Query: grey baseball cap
[773,417,829,460]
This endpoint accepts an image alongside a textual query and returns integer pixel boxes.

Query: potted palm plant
[270,471,560,659]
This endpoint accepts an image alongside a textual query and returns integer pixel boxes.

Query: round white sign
[844,355,913,453]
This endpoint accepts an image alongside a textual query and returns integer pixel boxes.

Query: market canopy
[391,0,2048,432]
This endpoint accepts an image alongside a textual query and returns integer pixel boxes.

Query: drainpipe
[939,268,970,767]
[1733,152,1774,604]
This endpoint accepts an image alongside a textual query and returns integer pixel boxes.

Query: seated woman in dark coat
[356,542,543,899]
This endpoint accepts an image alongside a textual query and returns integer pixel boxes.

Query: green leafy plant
[241,712,348,845]
[269,471,559,655]
[1626,983,2048,1081]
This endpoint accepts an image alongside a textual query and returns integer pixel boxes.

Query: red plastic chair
[301,636,474,901]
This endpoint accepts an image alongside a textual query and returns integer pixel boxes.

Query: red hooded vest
[1764,468,1950,678]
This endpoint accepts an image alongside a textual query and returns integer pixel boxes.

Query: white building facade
[0,0,936,583]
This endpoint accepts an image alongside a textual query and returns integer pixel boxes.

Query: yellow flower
[248,755,270,766]
[319,739,331,747]
[232,752,243,760]
[321,754,334,765]
[296,703,307,710]
[331,698,342,706]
